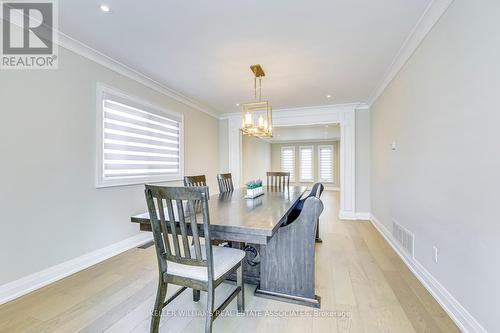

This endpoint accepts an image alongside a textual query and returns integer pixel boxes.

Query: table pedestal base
[254,286,321,308]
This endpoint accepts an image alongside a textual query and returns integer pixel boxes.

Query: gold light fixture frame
[240,65,273,138]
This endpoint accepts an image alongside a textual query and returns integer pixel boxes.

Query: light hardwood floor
[0,192,460,333]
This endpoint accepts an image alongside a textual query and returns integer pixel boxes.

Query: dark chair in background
[184,175,207,187]
[145,185,245,333]
[217,173,234,193]
[184,175,208,213]
[266,171,290,191]
[286,182,325,242]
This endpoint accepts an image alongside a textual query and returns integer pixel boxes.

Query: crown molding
[269,138,339,144]
[56,28,372,122]
[367,0,455,107]
[56,31,220,119]
[220,102,368,120]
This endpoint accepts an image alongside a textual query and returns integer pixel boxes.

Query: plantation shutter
[299,146,314,181]
[318,145,334,182]
[280,146,295,182]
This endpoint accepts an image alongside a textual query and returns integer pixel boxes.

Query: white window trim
[96,83,184,188]
[280,146,296,182]
[299,145,314,183]
[317,144,334,184]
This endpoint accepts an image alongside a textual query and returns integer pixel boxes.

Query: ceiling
[59,0,432,114]
[270,124,340,143]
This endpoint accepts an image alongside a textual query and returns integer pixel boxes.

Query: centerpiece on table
[245,179,264,199]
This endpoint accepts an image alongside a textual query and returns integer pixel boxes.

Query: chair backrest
[284,182,324,225]
[266,172,290,190]
[217,173,234,193]
[308,183,324,199]
[144,185,214,280]
[287,195,324,228]
[184,175,207,187]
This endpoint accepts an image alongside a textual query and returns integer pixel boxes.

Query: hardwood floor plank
[384,270,444,333]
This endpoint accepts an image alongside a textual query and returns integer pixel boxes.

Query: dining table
[131,185,321,308]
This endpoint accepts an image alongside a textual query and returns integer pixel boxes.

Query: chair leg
[315,218,323,243]
[193,289,200,302]
[150,279,167,333]
[236,261,245,313]
[205,287,215,333]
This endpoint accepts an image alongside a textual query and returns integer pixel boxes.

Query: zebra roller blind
[97,87,183,187]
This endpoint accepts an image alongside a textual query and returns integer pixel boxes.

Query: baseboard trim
[354,212,371,220]
[338,211,371,221]
[0,232,152,305]
[370,215,487,333]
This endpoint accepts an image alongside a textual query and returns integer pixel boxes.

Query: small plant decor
[245,179,264,198]
[246,179,263,189]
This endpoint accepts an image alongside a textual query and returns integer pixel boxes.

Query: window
[299,146,314,182]
[280,146,295,182]
[318,145,334,183]
[96,85,183,187]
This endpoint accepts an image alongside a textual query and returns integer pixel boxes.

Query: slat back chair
[266,171,290,191]
[217,173,234,193]
[145,185,245,333]
[184,175,207,187]
[184,175,207,212]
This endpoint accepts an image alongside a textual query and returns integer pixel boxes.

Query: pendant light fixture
[240,64,273,138]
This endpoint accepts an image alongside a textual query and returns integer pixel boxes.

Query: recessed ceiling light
[326,94,332,99]
[236,103,240,106]
[100,4,111,13]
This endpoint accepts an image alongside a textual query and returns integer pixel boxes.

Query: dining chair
[217,173,234,193]
[266,171,290,191]
[286,182,325,242]
[184,175,207,213]
[145,185,245,333]
[184,174,207,187]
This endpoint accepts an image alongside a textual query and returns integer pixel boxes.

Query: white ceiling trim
[220,102,369,120]
[367,0,455,106]
[270,139,339,144]
[56,31,220,119]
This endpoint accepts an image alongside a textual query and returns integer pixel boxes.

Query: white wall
[370,0,498,331]
[218,118,229,173]
[242,136,271,186]
[355,108,371,213]
[0,46,220,286]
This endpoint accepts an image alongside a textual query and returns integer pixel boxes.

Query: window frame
[280,146,296,182]
[96,83,184,188]
[299,145,314,182]
[317,144,334,183]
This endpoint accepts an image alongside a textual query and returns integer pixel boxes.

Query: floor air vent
[392,219,414,257]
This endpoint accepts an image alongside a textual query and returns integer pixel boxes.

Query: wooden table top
[131,186,307,237]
